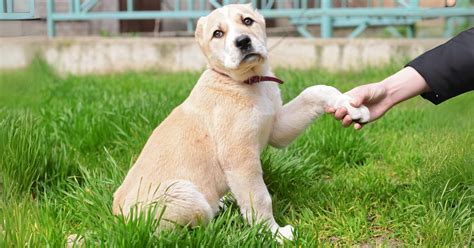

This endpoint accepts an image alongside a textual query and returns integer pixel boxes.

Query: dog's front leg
[222,155,293,241]
[269,85,370,148]
[214,118,293,242]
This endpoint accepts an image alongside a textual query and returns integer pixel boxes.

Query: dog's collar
[211,68,284,85]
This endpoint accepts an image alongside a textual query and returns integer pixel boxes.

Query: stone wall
[0,37,446,74]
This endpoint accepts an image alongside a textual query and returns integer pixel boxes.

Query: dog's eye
[242,17,254,26]
[213,30,224,39]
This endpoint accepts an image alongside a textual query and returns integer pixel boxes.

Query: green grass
[1,59,473,247]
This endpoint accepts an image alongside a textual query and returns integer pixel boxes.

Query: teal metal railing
[45,0,474,38]
[0,0,35,19]
[3,0,473,38]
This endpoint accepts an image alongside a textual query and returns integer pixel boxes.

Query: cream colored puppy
[113,4,369,241]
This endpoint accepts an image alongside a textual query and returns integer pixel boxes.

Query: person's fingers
[342,115,352,127]
[325,107,335,113]
[354,123,363,130]
[346,86,371,107]
[349,94,369,107]
[334,107,348,120]
[350,98,362,107]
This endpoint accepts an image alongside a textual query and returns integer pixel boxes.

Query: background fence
[1,0,473,38]
[0,0,35,19]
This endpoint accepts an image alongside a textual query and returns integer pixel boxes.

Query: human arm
[408,28,474,104]
[326,66,430,129]
[328,28,474,129]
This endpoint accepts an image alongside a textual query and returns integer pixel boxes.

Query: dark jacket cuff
[406,62,448,105]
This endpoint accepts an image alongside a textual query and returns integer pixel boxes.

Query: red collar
[212,69,284,85]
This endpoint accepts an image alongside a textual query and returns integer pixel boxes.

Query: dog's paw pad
[334,95,370,123]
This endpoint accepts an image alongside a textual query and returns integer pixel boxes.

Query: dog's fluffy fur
[112,4,369,241]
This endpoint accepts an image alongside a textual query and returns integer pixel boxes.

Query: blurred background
[1,0,473,38]
[0,1,473,74]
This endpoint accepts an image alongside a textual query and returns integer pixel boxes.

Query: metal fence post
[320,0,332,38]
[444,17,455,37]
[29,0,35,17]
[6,0,12,13]
[406,0,419,38]
[187,0,194,32]
[74,0,80,13]
[444,0,457,37]
[47,0,55,37]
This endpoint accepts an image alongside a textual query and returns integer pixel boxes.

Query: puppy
[112,3,369,242]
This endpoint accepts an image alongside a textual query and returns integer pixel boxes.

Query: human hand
[325,67,430,130]
[326,82,391,129]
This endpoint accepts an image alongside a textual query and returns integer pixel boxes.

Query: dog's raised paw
[333,94,370,123]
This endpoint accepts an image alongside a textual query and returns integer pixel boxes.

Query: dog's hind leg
[114,180,215,231]
[156,180,215,229]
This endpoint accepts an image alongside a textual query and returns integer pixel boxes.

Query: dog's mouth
[241,53,263,63]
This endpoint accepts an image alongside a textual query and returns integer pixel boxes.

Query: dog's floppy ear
[195,17,206,42]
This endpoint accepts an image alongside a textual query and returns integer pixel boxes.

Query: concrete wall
[0,37,446,74]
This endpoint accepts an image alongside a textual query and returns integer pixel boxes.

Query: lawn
[0,59,472,247]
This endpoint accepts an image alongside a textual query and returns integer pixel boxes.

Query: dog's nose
[235,35,251,50]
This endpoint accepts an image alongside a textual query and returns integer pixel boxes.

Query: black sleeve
[406,28,474,104]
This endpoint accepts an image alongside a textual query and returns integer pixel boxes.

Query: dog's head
[195,4,267,75]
